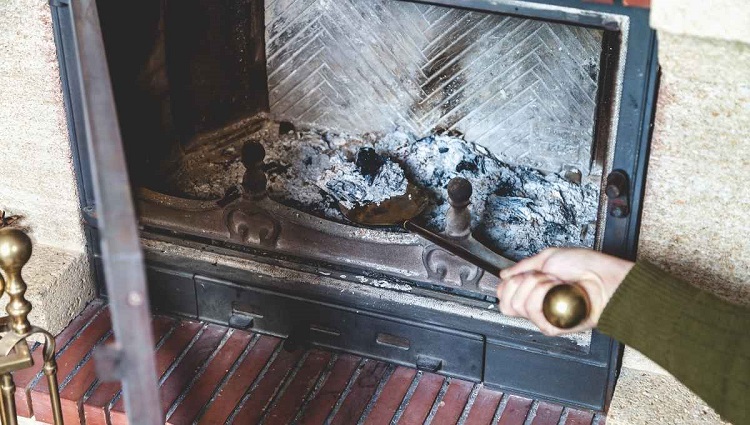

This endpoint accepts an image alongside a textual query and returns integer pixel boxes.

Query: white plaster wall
[651,0,750,45]
[611,1,749,423]
[0,1,94,335]
[0,0,85,252]
[637,32,750,304]
[620,0,750,378]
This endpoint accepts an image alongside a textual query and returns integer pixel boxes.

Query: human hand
[497,248,634,336]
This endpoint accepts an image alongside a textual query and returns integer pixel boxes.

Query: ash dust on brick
[165,115,599,261]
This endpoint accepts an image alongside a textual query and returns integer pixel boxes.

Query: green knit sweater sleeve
[598,261,749,424]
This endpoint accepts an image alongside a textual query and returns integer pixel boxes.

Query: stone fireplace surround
[1,0,748,423]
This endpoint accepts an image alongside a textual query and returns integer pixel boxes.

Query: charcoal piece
[355,147,386,182]
[278,121,295,135]
[455,160,478,173]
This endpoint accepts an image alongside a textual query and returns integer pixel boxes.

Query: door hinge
[606,170,630,218]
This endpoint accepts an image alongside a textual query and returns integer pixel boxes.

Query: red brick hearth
[17,301,604,424]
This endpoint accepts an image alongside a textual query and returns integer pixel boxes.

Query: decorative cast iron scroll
[141,135,513,297]
[138,174,513,297]
[224,207,281,248]
[423,244,485,288]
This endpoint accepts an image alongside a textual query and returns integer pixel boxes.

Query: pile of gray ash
[166,118,599,261]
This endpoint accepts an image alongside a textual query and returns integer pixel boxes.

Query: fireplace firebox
[50,0,658,420]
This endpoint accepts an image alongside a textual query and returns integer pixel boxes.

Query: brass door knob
[542,284,590,329]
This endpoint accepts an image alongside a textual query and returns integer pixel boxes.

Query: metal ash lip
[166,118,599,261]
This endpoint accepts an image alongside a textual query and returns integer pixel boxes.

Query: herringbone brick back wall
[265,0,605,173]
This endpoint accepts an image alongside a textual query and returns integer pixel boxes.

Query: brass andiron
[0,227,63,425]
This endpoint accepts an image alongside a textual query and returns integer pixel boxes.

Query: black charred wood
[355,147,386,182]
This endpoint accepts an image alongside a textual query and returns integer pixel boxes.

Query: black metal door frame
[49,0,163,423]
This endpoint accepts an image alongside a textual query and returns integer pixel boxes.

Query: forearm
[598,262,750,424]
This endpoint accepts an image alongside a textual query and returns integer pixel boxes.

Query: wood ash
[316,148,408,209]
[166,117,599,261]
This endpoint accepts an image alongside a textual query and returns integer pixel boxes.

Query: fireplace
[51,0,658,416]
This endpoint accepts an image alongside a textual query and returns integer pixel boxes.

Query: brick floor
[17,301,605,424]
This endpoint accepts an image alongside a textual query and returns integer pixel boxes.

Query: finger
[509,272,547,318]
[500,248,559,280]
[525,281,561,336]
[498,274,522,316]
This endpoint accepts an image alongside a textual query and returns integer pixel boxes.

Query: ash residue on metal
[377,131,599,260]
[166,117,599,261]
[316,148,408,210]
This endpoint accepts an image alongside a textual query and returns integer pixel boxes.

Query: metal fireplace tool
[337,160,591,329]
[0,226,63,425]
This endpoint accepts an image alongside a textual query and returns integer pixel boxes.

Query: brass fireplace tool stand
[0,227,63,425]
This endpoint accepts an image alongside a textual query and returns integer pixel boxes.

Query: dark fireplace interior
[99,0,613,287]
[68,0,658,412]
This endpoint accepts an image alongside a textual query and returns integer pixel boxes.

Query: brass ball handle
[542,284,591,329]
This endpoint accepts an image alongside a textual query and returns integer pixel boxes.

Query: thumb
[500,248,558,280]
